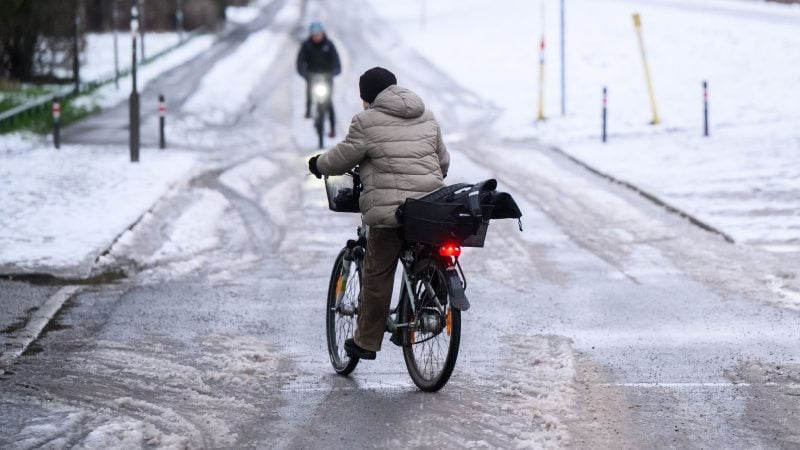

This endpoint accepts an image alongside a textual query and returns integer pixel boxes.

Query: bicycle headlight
[313,83,329,98]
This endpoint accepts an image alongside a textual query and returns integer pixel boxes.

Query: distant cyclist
[296,21,341,137]
[308,67,450,359]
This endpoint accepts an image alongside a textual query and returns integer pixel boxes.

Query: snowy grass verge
[0,145,198,276]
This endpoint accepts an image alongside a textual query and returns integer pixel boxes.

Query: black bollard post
[129,3,140,163]
[703,80,709,137]
[52,97,61,149]
[158,94,166,149]
[602,86,608,143]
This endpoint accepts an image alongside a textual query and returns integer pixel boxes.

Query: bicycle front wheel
[400,261,461,391]
[326,248,360,375]
[315,103,326,149]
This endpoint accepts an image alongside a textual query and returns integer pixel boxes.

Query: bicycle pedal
[389,330,404,347]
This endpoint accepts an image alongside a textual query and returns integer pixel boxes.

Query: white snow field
[0,31,213,276]
[226,0,277,24]
[366,0,800,253]
[0,0,302,276]
[76,34,215,111]
[182,30,288,125]
[182,1,300,125]
[81,32,190,82]
[0,145,197,276]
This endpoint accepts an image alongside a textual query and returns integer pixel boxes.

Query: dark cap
[359,67,397,104]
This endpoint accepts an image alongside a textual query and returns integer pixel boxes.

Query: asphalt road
[2,0,799,448]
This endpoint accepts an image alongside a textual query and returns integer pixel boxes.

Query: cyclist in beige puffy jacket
[308,67,450,359]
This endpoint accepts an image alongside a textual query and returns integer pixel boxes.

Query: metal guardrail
[0,86,71,123]
[0,86,74,132]
[0,28,205,133]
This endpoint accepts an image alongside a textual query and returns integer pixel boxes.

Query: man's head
[309,21,324,43]
[359,67,397,107]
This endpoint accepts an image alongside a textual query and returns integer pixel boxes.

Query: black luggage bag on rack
[396,179,523,247]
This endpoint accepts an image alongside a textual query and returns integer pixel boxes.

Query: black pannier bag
[396,179,523,247]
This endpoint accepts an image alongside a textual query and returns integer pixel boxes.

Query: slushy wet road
[2,0,799,448]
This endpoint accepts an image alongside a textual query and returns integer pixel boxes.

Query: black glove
[308,155,322,179]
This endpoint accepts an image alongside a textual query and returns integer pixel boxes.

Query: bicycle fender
[445,266,470,311]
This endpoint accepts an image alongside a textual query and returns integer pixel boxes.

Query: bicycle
[309,73,332,149]
[323,170,520,391]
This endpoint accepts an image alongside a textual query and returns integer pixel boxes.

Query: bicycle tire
[326,248,360,375]
[315,102,325,149]
[400,259,461,391]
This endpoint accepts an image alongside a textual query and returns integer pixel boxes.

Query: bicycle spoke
[405,263,458,386]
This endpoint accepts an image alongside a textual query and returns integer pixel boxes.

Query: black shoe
[344,338,376,360]
[328,129,336,138]
[305,109,311,119]
[389,329,404,347]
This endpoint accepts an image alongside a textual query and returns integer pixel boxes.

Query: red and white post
[52,98,61,149]
[158,93,166,149]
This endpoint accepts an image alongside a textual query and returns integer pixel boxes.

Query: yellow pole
[633,13,660,125]
[537,1,546,121]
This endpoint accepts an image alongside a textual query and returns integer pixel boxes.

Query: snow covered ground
[0,27,216,276]
[0,33,213,276]
[76,34,216,111]
[183,1,299,125]
[365,0,800,254]
[182,30,287,124]
[226,0,276,25]
[81,32,187,82]
[0,144,197,276]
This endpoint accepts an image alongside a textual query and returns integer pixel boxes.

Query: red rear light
[438,244,461,258]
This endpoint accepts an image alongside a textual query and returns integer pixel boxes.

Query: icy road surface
[2,0,799,448]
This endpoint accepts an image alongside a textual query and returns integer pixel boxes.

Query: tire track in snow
[4,335,289,448]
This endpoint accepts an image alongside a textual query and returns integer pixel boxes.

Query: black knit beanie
[359,67,397,104]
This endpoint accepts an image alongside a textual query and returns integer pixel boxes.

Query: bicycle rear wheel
[400,260,461,391]
[326,248,360,375]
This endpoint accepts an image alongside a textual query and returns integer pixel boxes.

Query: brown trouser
[355,227,404,352]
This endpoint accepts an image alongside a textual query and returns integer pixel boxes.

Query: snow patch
[183,30,287,124]
[226,6,262,25]
[81,32,185,82]
[219,156,280,201]
[74,35,215,111]
[198,334,282,385]
[80,418,189,449]
[0,131,43,155]
[142,187,259,279]
[497,335,578,448]
[260,177,297,228]
[150,188,229,261]
[765,274,800,311]
[0,145,197,275]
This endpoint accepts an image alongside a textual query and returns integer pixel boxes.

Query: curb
[547,145,736,244]
[0,285,82,370]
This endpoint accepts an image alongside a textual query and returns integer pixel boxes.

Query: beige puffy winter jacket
[316,85,450,227]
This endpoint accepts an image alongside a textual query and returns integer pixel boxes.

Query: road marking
[604,382,800,388]
[0,285,82,369]
[280,385,412,393]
